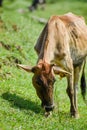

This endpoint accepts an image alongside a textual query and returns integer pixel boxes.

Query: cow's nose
[45,104,54,112]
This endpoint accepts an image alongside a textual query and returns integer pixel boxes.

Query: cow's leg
[66,72,77,118]
[63,58,76,117]
[80,60,86,101]
[74,66,80,118]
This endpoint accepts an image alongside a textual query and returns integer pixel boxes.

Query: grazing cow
[18,13,87,118]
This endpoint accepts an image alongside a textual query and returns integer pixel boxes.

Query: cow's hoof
[71,113,80,119]
[75,113,80,119]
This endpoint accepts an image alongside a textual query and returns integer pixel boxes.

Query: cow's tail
[80,60,87,104]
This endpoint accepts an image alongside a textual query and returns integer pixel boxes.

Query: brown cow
[18,13,87,118]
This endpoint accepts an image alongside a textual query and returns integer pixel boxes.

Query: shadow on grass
[1,92,41,114]
[58,111,71,123]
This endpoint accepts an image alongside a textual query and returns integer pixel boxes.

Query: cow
[18,13,87,118]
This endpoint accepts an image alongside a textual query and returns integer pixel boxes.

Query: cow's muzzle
[44,104,54,112]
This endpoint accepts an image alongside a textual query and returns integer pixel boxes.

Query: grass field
[0,0,87,130]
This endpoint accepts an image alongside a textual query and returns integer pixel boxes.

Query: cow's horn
[53,66,72,76]
[17,64,33,72]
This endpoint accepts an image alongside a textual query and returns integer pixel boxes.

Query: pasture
[0,0,87,129]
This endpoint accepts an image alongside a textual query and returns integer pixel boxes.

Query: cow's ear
[53,66,71,77]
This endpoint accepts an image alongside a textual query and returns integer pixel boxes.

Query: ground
[0,0,87,130]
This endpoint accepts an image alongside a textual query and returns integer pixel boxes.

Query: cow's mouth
[41,102,54,111]
[44,104,54,112]
[41,103,54,117]
[44,105,54,117]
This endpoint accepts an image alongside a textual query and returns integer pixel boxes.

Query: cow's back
[59,13,87,51]
[35,13,87,66]
[59,13,87,65]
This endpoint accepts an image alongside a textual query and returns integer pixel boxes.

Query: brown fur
[34,12,87,117]
[19,13,87,117]
[32,61,55,108]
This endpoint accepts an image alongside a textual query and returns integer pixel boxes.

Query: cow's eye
[36,80,40,85]
[36,77,43,86]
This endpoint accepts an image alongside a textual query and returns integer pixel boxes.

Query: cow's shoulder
[47,12,85,29]
[59,12,85,26]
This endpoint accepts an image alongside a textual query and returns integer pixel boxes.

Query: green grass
[0,0,87,130]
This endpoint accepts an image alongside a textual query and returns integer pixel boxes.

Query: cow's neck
[37,39,56,65]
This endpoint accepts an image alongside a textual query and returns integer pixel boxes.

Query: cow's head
[18,61,71,115]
